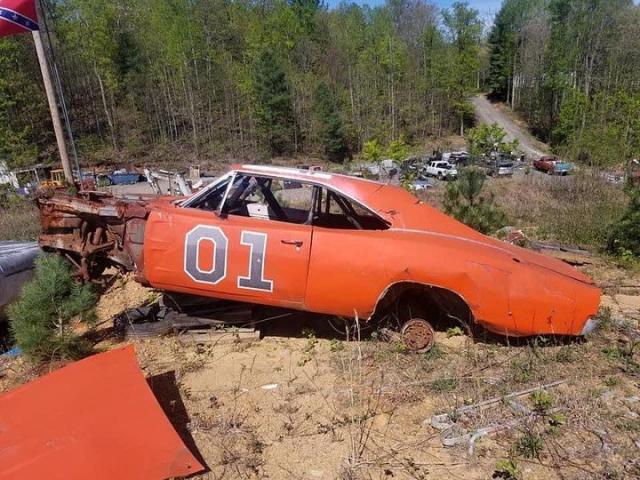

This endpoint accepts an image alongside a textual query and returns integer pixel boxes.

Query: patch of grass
[330,339,345,352]
[298,330,319,366]
[604,376,620,387]
[423,343,445,360]
[0,195,40,241]
[494,171,626,248]
[429,375,458,392]
[510,358,535,383]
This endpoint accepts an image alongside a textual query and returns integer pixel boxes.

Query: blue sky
[326,0,504,22]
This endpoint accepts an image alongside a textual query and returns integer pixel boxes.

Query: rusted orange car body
[38,165,601,338]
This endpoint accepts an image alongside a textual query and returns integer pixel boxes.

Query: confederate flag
[0,0,39,37]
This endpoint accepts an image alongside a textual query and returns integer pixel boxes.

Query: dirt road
[471,95,548,158]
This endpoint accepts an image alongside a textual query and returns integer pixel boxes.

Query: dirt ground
[2,249,638,480]
[0,156,638,479]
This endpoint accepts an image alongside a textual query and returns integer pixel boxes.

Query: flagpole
[38,0,80,176]
[32,28,73,184]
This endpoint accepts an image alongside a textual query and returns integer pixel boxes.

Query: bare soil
[2,251,638,479]
[471,95,549,159]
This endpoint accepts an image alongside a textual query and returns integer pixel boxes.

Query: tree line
[487,0,640,167]
[0,0,483,168]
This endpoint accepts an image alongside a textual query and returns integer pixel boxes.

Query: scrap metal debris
[0,241,40,312]
[0,346,203,480]
[427,380,567,456]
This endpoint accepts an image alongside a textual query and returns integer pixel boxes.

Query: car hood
[363,186,594,284]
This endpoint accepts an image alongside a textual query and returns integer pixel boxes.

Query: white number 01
[183,225,273,292]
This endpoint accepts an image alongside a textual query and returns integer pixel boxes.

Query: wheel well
[372,282,474,331]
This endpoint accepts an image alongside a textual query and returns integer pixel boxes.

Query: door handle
[281,239,303,247]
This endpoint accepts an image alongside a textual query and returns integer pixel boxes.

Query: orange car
[38,165,601,351]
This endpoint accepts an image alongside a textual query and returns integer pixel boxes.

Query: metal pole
[32,29,73,184]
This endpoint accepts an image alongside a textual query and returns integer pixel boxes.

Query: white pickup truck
[424,161,458,180]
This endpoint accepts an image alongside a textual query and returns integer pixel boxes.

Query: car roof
[234,163,381,196]
[232,164,407,221]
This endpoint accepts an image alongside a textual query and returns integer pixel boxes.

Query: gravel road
[471,94,548,159]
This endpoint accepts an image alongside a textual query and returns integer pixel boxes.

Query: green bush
[607,188,640,257]
[362,139,383,162]
[443,166,508,234]
[385,137,409,162]
[8,254,97,362]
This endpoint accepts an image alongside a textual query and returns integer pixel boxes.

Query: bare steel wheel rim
[401,318,435,353]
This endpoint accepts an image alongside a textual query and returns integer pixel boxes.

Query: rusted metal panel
[0,346,203,479]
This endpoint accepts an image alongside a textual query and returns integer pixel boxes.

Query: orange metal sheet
[0,346,203,480]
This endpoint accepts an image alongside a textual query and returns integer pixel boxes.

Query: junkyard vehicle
[39,168,66,189]
[534,156,572,175]
[38,165,600,352]
[487,160,514,177]
[425,161,458,180]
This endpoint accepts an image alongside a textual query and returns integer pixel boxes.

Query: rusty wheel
[401,318,435,353]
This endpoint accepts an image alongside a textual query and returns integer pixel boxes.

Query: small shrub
[510,358,534,383]
[443,167,508,234]
[608,188,640,257]
[385,137,409,162]
[554,345,576,363]
[466,122,518,157]
[446,326,464,337]
[330,339,344,352]
[604,376,620,387]
[493,458,518,479]
[8,254,96,362]
[530,390,553,414]
[515,430,543,458]
[362,139,383,162]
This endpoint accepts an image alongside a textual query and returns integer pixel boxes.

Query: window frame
[180,170,390,230]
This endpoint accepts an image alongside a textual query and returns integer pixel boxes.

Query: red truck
[533,156,572,175]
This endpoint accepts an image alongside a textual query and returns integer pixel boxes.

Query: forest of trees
[2,0,639,169]
[487,0,640,166]
[0,0,483,168]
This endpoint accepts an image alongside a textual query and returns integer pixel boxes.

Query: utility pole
[32,29,73,184]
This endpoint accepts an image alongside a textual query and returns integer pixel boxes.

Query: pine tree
[8,254,97,362]
[443,167,508,234]
[313,82,348,163]
[254,50,296,156]
[608,188,640,256]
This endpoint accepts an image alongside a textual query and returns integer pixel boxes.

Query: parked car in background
[534,156,572,175]
[444,151,471,167]
[487,159,514,177]
[424,161,458,180]
[410,179,432,191]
